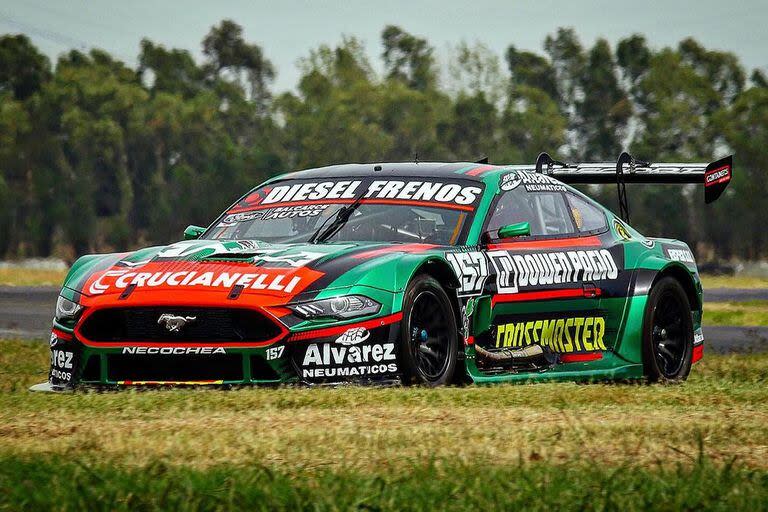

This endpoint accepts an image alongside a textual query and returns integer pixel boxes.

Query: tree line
[0,21,766,260]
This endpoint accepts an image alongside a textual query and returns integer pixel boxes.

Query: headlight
[55,295,82,322]
[289,295,381,320]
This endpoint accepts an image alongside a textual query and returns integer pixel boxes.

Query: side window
[531,192,575,236]
[486,188,576,238]
[566,193,608,233]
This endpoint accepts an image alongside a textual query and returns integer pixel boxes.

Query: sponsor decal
[157,240,246,259]
[335,327,371,346]
[256,250,325,268]
[220,211,264,224]
[156,241,324,268]
[487,249,618,294]
[494,315,607,353]
[262,204,329,220]
[261,179,482,207]
[500,171,566,193]
[705,165,730,187]
[694,328,704,345]
[666,247,695,263]
[121,347,226,355]
[89,269,304,296]
[640,239,656,249]
[220,205,332,226]
[613,219,632,241]
[300,332,397,379]
[461,297,477,343]
[50,348,74,383]
[446,251,489,297]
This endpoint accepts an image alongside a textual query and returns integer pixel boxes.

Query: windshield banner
[229,178,484,213]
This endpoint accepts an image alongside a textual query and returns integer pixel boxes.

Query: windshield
[204,177,483,245]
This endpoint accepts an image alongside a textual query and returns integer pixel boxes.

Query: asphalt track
[1,286,767,353]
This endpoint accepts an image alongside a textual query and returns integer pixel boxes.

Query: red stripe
[560,352,603,363]
[491,288,586,306]
[287,312,403,342]
[692,344,704,363]
[488,236,601,250]
[465,165,496,176]
[51,328,73,341]
[229,198,475,213]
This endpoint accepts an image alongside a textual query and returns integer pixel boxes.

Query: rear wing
[535,152,733,221]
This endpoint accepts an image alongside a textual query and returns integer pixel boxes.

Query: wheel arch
[651,263,701,312]
[409,257,462,322]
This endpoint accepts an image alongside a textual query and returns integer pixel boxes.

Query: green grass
[704,300,768,326]
[2,456,767,511]
[1,339,767,510]
[700,274,768,289]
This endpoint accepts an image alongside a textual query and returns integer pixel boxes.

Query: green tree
[381,25,436,91]
[0,34,51,100]
[577,39,631,160]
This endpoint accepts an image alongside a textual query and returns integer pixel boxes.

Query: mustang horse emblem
[157,314,197,333]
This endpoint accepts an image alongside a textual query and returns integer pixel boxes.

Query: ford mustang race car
[34,152,733,390]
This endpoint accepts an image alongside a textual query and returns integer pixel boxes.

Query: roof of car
[274,162,536,182]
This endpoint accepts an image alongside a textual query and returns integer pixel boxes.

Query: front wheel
[642,276,694,382]
[399,274,458,386]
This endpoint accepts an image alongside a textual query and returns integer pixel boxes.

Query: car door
[479,186,610,359]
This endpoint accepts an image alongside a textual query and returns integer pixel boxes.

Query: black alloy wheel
[642,276,694,382]
[399,275,458,386]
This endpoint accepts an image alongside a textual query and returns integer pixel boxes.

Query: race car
[33,152,733,391]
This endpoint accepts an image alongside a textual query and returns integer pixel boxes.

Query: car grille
[80,307,283,343]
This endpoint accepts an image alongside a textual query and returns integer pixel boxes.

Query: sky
[1,0,766,92]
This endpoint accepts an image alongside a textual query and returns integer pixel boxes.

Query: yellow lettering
[541,320,555,349]
[583,317,594,351]
[564,318,576,352]
[555,319,567,352]
[573,317,584,347]
[533,320,542,344]
[524,322,534,346]
[514,323,524,347]
[594,317,607,350]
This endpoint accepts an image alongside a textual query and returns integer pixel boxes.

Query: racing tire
[399,274,459,386]
[641,276,694,383]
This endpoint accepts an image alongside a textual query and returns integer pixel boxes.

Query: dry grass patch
[0,267,67,286]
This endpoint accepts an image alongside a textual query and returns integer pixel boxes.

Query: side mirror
[184,225,206,240]
[497,221,530,239]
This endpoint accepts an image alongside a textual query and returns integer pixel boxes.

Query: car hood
[66,239,443,307]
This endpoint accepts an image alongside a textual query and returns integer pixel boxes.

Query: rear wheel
[642,277,694,382]
[399,275,458,386]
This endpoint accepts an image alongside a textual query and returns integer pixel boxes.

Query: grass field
[1,339,767,510]
[700,274,768,289]
[0,267,67,286]
[704,300,768,326]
